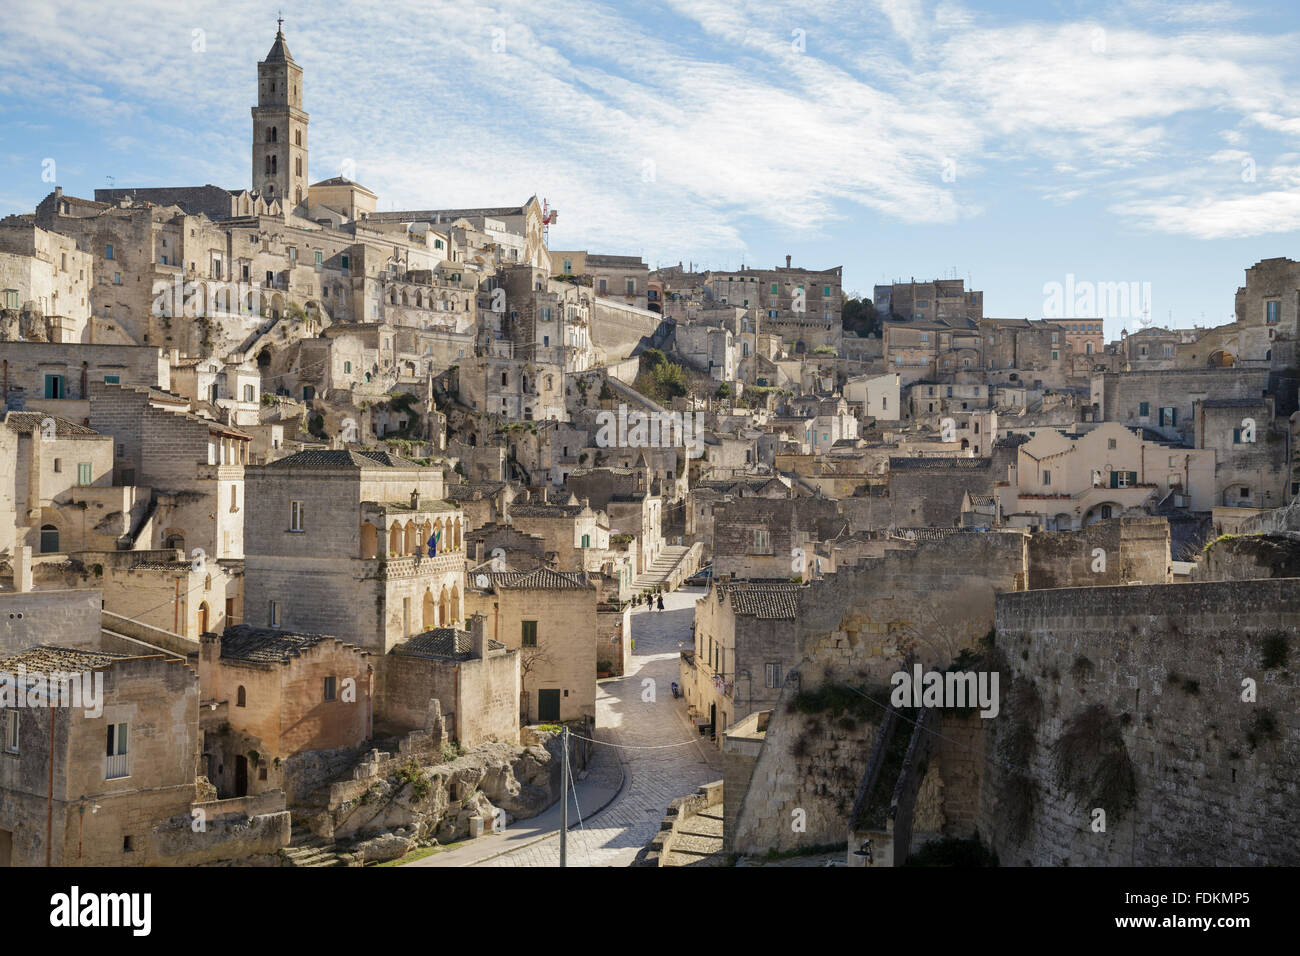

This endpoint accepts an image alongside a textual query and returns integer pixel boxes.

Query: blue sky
[3,0,1299,340]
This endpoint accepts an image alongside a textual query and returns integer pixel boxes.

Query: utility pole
[560,725,569,867]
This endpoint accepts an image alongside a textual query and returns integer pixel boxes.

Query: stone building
[0,216,93,342]
[88,381,250,561]
[993,421,1215,529]
[464,568,597,724]
[242,449,465,653]
[681,582,802,741]
[199,625,373,799]
[381,615,519,748]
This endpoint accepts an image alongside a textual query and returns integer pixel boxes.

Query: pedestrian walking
[657,594,665,612]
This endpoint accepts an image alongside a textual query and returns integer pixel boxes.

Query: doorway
[538,689,561,722]
[235,755,249,797]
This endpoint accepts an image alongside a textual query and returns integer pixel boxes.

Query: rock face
[321,731,584,849]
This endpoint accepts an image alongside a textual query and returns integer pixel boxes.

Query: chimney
[14,546,32,593]
[469,613,488,658]
[786,255,792,269]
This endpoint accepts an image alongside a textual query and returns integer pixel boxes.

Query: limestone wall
[980,579,1300,866]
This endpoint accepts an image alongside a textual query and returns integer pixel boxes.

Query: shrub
[1050,705,1136,822]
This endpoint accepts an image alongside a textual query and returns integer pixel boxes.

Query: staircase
[282,826,350,867]
[632,544,692,591]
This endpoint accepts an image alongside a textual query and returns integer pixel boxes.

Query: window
[44,374,65,399]
[323,677,337,702]
[269,601,281,628]
[1266,301,1281,324]
[106,722,129,779]
[753,529,770,553]
[1159,407,1176,427]
[522,620,538,647]
[105,244,114,259]
[341,254,350,273]
[113,272,121,285]
[1042,470,1051,486]
[236,686,246,707]
[289,500,304,531]
[77,462,92,486]
[764,663,781,689]
[626,278,636,295]
[1051,351,1059,361]
[103,374,119,384]
[344,361,352,374]
[314,250,323,269]
[244,384,255,402]
[3,289,17,309]
[1138,401,1150,417]
[823,285,831,296]
[3,710,18,753]
[1108,438,1117,450]
[581,534,590,548]
[39,525,59,553]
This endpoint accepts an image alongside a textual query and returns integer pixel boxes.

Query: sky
[3,0,1300,341]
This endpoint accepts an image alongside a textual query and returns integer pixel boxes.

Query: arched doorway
[198,602,210,634]
[39,524,59,553]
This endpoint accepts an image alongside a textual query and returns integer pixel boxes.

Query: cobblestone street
[474,586,721,867]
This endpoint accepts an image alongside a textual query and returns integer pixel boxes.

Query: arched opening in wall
[1208,349,1236,367]
[257,348,272,369]
[450,584,460,624]
[209,383,219,403]
[404,520,418,555]
[387,524,402,556]
[422,590,435,630]
[468,433,477,447]
[39,524,60,554]
[360,522,378,559]
[795,341,806,355]
[453,517,462,549]
[438,585,450,626]
[1083,503,1119,526]
[164,531,185,552]
[198,602,210,634]
[303,385,315,402]
[420,520,433,555]
[236,686,246,707]
[432,518,445,554]
[1052,513,1073,531]
[960,438,970,450]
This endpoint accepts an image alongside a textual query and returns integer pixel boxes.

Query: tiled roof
[889,456,992,470]
[445,481,508,500]
[130,560,192,571]
[475,568,592,590]
[3,412,99,436]
[220,625,362,664]
[262,449,423,470]
[391,628,505,661]
[717,583,802,620]
[0,644,128,673]
[508,503,586,518]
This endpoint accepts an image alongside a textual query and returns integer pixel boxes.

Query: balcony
[106,753,129,780]
[375,552,465,579]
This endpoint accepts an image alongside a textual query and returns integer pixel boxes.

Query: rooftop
[219,625,364,665]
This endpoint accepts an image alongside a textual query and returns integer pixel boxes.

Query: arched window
[268,127,277,143]
[295,130,302,146]
[236,686,246,707]
[39,524,59,553]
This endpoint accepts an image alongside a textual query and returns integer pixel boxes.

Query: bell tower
[251,17,308,211]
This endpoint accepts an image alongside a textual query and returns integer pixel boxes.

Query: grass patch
[378,842,465,867]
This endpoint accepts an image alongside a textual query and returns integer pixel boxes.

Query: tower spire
[277,11,284,36]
